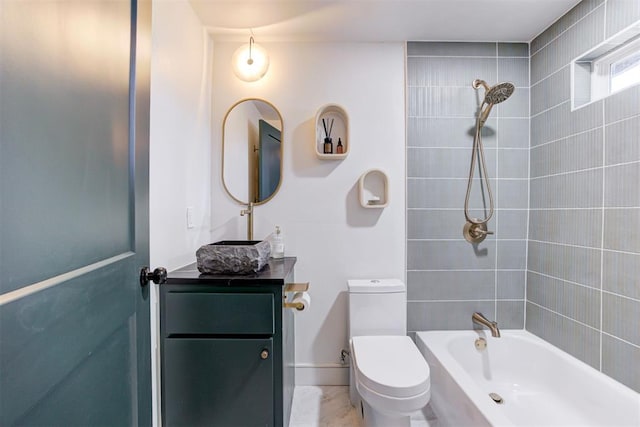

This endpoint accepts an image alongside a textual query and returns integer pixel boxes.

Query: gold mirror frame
[221,98,283,205]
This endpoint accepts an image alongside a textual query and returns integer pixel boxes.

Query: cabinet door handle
[260,349,269,360]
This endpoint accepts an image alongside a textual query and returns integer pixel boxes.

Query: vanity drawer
[164,292,274,335]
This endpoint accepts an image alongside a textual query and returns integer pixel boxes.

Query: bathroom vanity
[160,258,297,427]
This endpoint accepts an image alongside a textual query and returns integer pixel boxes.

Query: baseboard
[295,364,349,385]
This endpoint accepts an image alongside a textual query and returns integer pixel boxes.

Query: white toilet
[348,279,431,427]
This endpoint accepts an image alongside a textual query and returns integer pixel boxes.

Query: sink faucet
[240,202,254,240]
[472,312,500,337]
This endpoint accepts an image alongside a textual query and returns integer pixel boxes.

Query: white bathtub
[416,330,640,427]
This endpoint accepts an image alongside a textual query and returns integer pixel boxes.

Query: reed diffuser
[322,118,334,154]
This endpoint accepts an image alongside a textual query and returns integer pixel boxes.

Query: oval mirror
[222,99,283,205]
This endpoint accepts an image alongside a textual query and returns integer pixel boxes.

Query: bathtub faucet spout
[472,312,501,337]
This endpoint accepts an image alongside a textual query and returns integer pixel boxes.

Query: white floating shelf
[358,169,389,208]
[315,104,349,159]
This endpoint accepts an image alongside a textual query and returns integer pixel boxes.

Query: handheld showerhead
[473,79,515,105]
[484,82,515,104]
[473,80,515,127]
[464,78,516,237]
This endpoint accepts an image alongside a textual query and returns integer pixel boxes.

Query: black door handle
[140,267,167,287]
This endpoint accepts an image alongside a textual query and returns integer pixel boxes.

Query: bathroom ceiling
[189,0,582,42]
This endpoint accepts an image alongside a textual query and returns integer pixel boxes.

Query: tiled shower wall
[406,42,530,332]
[528,0,640,392]
[407,1,640,393]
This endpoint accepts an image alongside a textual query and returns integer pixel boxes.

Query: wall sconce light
[231,36,269,82]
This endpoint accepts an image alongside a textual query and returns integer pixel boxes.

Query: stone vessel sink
[196,240,271,275]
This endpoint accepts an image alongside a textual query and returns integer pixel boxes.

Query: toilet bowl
[351,336,430,426]
[348,279,431,427]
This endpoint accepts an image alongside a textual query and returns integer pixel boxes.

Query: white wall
[211,41,406,384]
[149,1,212,271]
[149,0,212,423]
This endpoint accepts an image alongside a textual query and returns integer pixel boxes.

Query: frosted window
[611,50,640,92]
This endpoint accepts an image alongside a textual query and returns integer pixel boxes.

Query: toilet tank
[347,279,407,338]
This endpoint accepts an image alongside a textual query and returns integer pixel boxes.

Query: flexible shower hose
[464,101,495,226]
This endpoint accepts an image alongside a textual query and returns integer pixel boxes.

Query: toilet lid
[351,336,430,398]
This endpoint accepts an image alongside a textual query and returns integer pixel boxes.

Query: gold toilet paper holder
[284,282,309,293]
[283,282,310,310]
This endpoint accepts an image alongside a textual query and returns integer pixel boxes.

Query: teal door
[0,1,152,425]
[258,119,281,201]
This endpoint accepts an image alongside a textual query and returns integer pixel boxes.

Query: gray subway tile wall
[603,251,640,300]
[602,333,640,392]
[526,302,601,369]
[531,4,605,84]
[497,270,526,299]
[528,0,640,391]
[530,0,605,55]
[605,0,640,37]
[605,84,640,122]
[406,1,639,393]
[605,115,640,164]
[406,41,529,334]
[530,128,603,177]
[407,117,498,148]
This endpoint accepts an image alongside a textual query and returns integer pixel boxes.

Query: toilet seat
[351,335,430,398]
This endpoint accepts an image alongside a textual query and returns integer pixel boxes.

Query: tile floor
[289,386,438,427]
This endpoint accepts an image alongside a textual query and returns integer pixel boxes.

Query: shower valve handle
[463,221,493,244]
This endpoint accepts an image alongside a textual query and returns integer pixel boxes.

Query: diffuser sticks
[322,118,334,154]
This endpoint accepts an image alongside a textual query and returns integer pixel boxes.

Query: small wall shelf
[315,104,349,159]
[358,169,389,208]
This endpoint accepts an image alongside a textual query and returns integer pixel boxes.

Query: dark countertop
[165,257,297,286]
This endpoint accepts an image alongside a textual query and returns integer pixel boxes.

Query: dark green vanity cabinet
[160,258,297,427]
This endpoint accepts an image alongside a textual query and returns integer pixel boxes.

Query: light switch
[186,206,195,229]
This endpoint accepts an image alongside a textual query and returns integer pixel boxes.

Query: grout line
[408,299,525,303]
[408,177,528,180]
[530,165,603,180]
[531,126,602,150]
[529,207,640,211]
[537,88,640,122]
[528,239,601,251]
[601,246,640,256]
[407,146,530,150]
[530,64,570,90]
[530,159,640,181]
[601,111,640,127]
[407,207,529,211]
[602,289,640,304]
[494,43,500,320]
[408,115,530,119]
[407,268,526,272]
[525,48,532,330]
[603,0,608,41]
[529,239,640,256]
[529,269,640,303]
[530,4,605,76]
[528,207,603,211]
[404,41,409,289]
[601,331,640,350]
[408,238,526,242]
[531,99,571,119]
[528,300,602,333]
[599,93,607,371]
[407,84,530,89]
[528,270,601,293]
[602,160,640,169]
[406,54,527,59]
